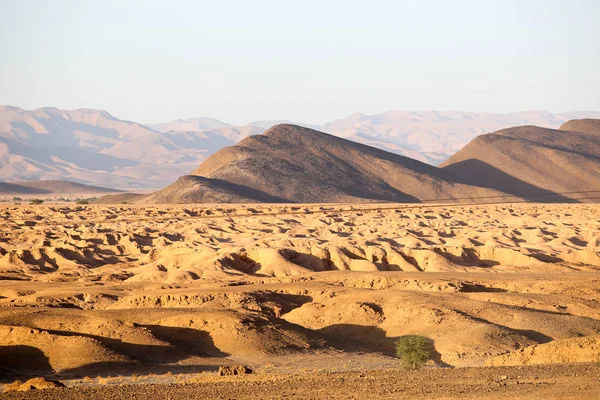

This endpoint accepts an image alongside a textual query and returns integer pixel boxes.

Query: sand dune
[0,202,599,385]
[2,202,599,281]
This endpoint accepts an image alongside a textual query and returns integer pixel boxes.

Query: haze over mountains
[2,105,599,189]
[0,180,121,195]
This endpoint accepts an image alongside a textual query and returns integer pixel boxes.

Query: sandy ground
[2,364,600,399]
[0,202,599,397]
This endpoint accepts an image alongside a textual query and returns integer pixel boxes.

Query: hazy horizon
[1,0,599,125]
[2,104,600,128]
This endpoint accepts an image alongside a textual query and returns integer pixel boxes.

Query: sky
[1,0,599,125]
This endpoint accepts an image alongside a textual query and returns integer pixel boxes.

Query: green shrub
[76,199,89,205]
[12,197,22,201]
[395,335,434,370]
[29,199,44,205]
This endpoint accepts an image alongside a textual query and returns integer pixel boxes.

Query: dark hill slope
[137,124,503,204]
[441,122,600,199]
[0,180,122,195]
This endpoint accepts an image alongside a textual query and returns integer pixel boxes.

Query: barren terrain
[4,106,599,189]
[1,202,599,398]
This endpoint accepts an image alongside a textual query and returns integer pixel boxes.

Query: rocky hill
[440,119,600,201]
[136,124,502,204]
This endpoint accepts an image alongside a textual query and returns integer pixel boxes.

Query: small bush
[12,197,22,201]
[395,335,434,370]
[76,197,97,205]
[29,199,44,205]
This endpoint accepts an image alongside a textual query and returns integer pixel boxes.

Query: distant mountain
[149,118,263,143]
[323,110,600,164]
[133,124,503,204]
[0,106,183,189]
[2,106,599,189]
[248,120,322,131]
[149,117,231,133]
[440,119,600,201]
[0,107,255,189]
[0,180,122,195]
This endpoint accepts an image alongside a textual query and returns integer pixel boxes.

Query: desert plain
[0,201,599,398]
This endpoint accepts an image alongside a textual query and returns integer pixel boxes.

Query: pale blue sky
[1,0,598,125]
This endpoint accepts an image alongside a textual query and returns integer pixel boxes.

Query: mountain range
[99,124,505,204]
[2,105,600,189]
[442,119,600,201]
[99,119,600,204]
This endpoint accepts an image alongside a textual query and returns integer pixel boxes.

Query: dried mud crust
[2,364,600,400]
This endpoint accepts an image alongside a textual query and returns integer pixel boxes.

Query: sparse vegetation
[395,335,434,370]
[97,376,110,385]
[29,199,44,205]
[12,196,22,201]
[75,197,97,205]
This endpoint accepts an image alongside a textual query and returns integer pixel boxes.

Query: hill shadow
[451,310,553,344]
[2,327,232,380]
[43,326,228,363]
[196,176,291,203]
[140,325,227,357]
[315,324,449,366]
[443,159,579,203]
[0,345,53,383]
[0,182,50,194]
[339,180,420,203]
